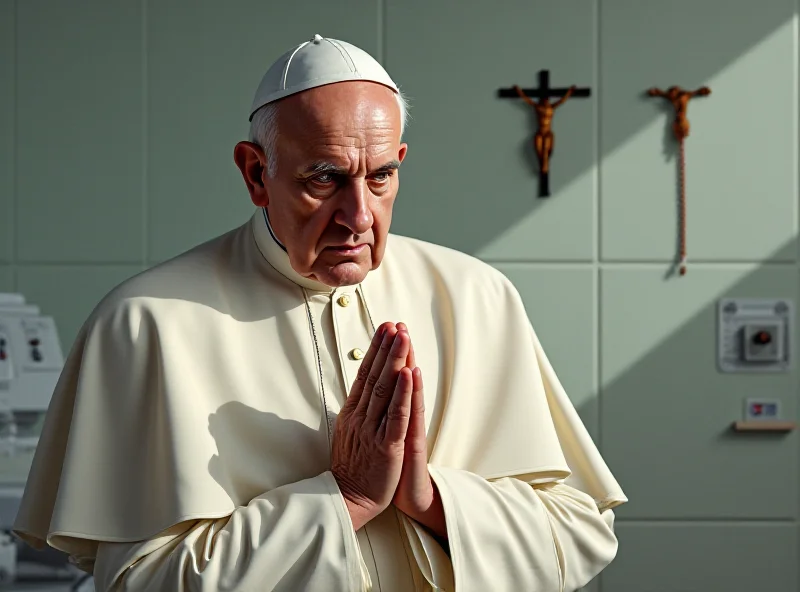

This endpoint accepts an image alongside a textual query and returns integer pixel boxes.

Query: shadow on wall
[544,238,798,591]
[390,2,795,256]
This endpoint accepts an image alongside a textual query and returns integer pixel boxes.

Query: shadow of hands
[208,401,331,506]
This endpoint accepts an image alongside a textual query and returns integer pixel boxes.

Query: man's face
[253,81,407,287]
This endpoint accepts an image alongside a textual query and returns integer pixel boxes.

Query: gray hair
[249,89,410,178]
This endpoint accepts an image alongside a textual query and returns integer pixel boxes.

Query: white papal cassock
[14,208,627,591]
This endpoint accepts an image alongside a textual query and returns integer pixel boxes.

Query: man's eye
[311,174,335,185]
[372,171,393,182]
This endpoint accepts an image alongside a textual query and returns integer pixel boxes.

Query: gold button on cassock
[350,348,364,360]
[337,294,351,307]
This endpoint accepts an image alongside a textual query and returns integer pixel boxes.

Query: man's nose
[334,180,373,235]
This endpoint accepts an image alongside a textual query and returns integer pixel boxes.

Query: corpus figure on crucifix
[499,70,590,196]
[514,84,577,177]
[647,86,711,141]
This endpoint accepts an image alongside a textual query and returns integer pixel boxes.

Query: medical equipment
[0,293,63,515]
[0,293,93,588]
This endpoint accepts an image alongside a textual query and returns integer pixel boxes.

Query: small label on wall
[743,398,782,421]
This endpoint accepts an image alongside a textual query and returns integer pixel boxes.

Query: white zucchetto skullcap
[249,33,399,120]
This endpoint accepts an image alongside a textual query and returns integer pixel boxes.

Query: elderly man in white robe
[14,34,627,591]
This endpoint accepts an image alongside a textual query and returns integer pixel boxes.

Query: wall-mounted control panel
[718,298,792,373]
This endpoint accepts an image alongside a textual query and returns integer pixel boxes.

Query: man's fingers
[349,322,393,396]
[411,367,424,413]
[352,324,396,415]
[364,330,410,430]
[404,367,428,455]
[396,322,416,368]
[381,367,413,444]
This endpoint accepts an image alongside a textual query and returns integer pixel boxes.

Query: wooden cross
[498,70,591,197]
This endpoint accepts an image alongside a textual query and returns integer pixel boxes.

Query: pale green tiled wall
[0,267,11,293]
[1,1,798,590]
[0,0,12,264]
[16,0,145,263]
[600,0,798,263]
[601,267,799,520]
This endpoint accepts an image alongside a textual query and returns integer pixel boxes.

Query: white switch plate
[743,398,782,421]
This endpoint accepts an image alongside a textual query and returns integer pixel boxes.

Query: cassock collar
[251,207,335,293]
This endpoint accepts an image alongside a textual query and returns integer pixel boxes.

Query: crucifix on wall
[498,70,591,197]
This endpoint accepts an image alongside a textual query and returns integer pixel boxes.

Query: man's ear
[234,141,269,207]
[397,142,408,164]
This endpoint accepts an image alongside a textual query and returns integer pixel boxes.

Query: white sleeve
[403,467,618,592]
[93,472,371,592]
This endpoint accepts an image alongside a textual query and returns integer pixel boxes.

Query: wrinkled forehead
[282,131,399,172]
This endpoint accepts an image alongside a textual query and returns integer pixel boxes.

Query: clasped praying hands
[331,322,447,539]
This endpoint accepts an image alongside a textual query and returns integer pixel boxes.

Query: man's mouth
[324,244,368,256]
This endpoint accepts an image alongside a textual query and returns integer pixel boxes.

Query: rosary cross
[647,85,711,275]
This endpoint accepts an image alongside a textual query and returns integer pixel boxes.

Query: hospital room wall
[0,1,798,590]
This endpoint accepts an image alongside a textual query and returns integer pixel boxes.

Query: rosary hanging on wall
[647,85,711,276]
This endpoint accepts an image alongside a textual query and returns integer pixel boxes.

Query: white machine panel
[0,296,70,583]
[0,315,63,411]
[0,294,64,413]
[18,317,62,374]
[0,331,12,383]
[718,298,793,373]
[0,295,24,307]
[0,306,40,316]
